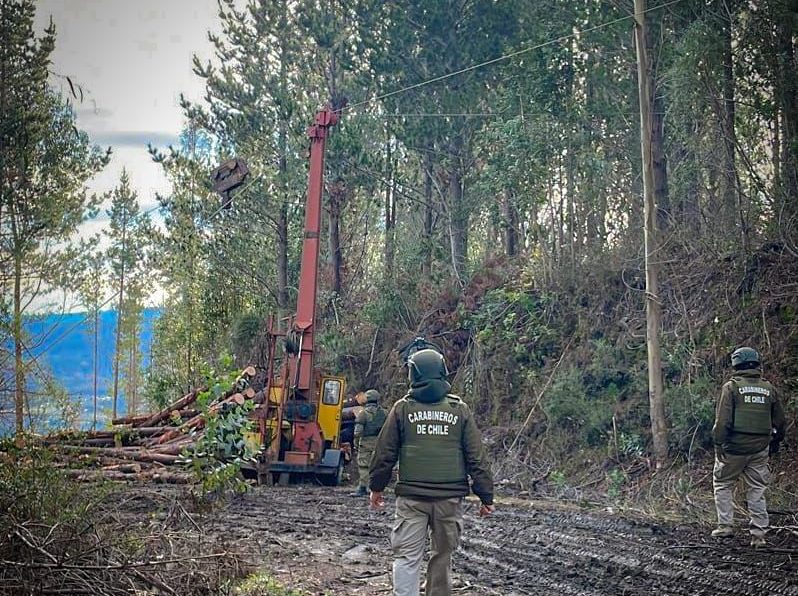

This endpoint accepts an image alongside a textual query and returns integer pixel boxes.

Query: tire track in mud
[180,486,798,595]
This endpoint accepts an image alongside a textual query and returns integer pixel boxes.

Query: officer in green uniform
[369,349,494,596]
[712,346,786,547]
[350,389,387,497]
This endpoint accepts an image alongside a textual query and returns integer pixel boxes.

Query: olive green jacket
[712,369,786,455]
[368,393,494,505]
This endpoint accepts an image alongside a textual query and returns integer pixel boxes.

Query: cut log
[101,462,143,474]
[111,414,150,426]
[139,390,200,428]
[152,471,192,484]
[53,445,180,465]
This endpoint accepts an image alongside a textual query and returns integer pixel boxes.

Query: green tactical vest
[398,395,467,484]
[730,376,774,435]
[362,404,387,437]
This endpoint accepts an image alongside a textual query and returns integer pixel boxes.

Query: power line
[346,0,685,112]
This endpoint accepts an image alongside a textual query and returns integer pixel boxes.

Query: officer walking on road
[369,348,494,596]
[350,389,387,497]
[711,346,786,547]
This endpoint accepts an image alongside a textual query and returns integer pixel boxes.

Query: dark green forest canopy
[1,0,796,461]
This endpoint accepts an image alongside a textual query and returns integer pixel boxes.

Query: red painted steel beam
[290,107,339,394]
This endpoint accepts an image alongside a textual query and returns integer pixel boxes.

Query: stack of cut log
[47,366,259,483]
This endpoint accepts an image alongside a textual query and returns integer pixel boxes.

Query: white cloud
[30,0,222,312]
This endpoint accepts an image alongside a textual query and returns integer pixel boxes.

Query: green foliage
[231,312,263,364]
[544,367,616,447]
[0,0,109,433]
[466,288,558,366]
[236,571,306,596]
[606,468,627,501]
[0,439,93,523]
[617,432,645,459]
[183,356,261,498]
[665,376,716,455]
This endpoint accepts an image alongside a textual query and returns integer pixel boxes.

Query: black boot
[349,486,367,497]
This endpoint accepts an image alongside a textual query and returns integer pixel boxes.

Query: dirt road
[194,485,798,595]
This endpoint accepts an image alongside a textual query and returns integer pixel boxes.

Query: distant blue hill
[21,308,160,429]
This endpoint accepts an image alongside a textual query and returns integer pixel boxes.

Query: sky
[30,0,224,310]
[34,0,221,242]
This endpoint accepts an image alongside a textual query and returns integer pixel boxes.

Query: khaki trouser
[391,496,463,596]
[713,447,770,537]
[356,436,377,490]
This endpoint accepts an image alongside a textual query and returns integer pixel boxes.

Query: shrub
[665,375,716,455]
[544,367,615,447]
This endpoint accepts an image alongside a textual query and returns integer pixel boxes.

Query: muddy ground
[123,482,798,596]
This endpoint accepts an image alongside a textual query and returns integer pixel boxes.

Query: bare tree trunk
[652,93,669,230]
[93,307,99,430]
[328,179,344,295]
[277,203,288,315]
[112,264,125,421]
[422,150,434,277]
[277,20,289,322]
[13,251,23,434]
[775,9,798,230]
[384,137,395,279]
[447,136,468,283]
[635,0,668,467]
[501,189,518,257]
[720,10,749,251]
[112,201,129,420]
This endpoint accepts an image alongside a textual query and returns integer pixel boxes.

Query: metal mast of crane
[287,106,339,399]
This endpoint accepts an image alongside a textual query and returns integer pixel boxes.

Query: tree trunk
[634,0,668,467]
[448,168,467,283]
[501,189,519,257]
[775,7,798,227]
[13,251,24,435]
[112,207,128,420]
[652,92,669,230]
[720,10,748,250]
[93,307,99,430]
[422,150,434,277]
[112,262,125,421]
[277,28,289,321]
[384,136,395,279]
[328,179,344,295]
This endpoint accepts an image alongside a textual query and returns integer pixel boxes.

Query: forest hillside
[1,0,797,592]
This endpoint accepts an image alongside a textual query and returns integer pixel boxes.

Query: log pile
[46,366,259,483]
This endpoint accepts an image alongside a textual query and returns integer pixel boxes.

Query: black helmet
[408,349,449,384]
[731,346,760,369]
[365,389,380,403]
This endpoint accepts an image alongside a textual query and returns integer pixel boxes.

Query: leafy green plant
[182,356,261,498]
[544,367,615,446]
[0,438,92,523]
[466,287,558,366]
[618,432,645,459]
[606,468,627,500]
[235,571,306,596]
[665,376,715,454]
[548,470,569,496]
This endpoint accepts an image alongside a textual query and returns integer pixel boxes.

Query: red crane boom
[289,107,339,396]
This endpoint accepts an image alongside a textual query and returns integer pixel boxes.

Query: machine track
[193,485,798,595]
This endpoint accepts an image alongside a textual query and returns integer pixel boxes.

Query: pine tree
[77,250,106,429]
[0,0,109,434]
[106,171,151,420]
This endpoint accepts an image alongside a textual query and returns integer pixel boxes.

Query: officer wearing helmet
[369,348,494,596]
[711,346,786,547]
[350,389,387,497]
